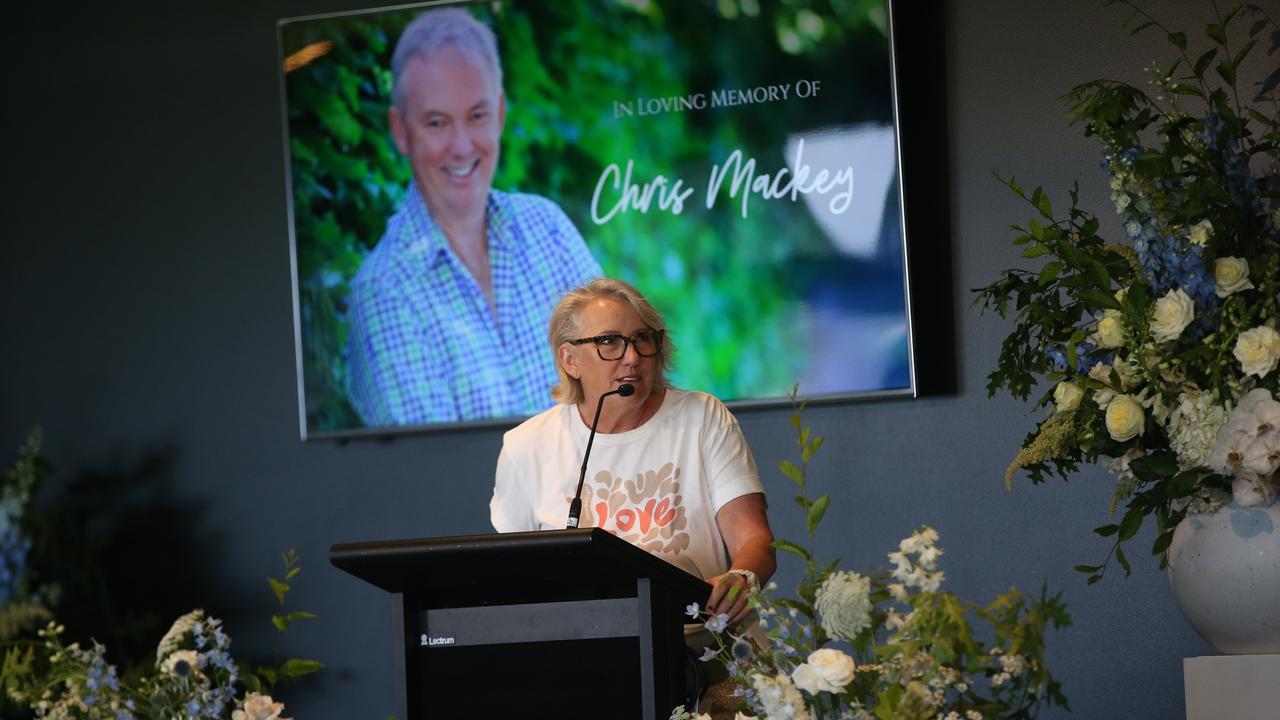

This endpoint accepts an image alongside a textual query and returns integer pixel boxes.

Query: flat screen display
[279,0,915,439]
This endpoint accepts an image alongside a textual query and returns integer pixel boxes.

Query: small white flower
[685,602,700,618]
[751,673,812,720]
[999,653,1026,675]
[1089,361,1118,407]
[1188,218,1213,246]
[1106,394,1145,442]
[704,613,730,633]
[887,582,909,602]
[1214,257,1253,298]
[1234,326,1280,378]
[899,526,939,554]
[1149,288,1194,343]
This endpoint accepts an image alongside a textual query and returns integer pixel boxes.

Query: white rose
[1214,257,1254,298]
[1149,288,1194,343]
[1106,394,1145,442]
[1189,218,1214,246]
[1093,309,1125,348]
[1234,326,1280,378]
[232,694,290,720]
[1054,382,1084,413]
[790,648,855,694]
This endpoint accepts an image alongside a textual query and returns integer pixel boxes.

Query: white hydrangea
[1167,389,1228,469]
[815,571,872,642]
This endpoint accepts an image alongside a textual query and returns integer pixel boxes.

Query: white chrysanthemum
[815,571,872,642]
[1167,390,1229,469]
[156,609,204,667]
[750,673,811,720]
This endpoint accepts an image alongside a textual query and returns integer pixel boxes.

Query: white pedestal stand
[1183,654,1280,719]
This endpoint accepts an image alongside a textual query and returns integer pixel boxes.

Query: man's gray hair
[391,7,503,111]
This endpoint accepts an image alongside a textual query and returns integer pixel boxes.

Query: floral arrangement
[974,1,1280,580]
[671,390,1070,720]
[0,431,321,719]
[0,429,55,643]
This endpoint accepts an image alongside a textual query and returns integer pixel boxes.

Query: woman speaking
[490,278,775,713]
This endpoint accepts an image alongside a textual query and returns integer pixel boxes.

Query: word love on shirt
[590,139,855,224]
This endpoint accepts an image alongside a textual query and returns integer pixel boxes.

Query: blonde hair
[548,278,675,405]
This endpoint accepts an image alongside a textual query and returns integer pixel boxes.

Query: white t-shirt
[491,388,764,581]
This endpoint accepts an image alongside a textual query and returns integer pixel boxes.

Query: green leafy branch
[772,384,837,651]
[973,175,1136,403]
[246,549,323,694]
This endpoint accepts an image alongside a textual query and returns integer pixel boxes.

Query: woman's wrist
[727,568,759,591]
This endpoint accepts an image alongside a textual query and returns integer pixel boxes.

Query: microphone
[566,383,635,528]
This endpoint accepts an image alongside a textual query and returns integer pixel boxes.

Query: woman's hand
[704,570,755,625]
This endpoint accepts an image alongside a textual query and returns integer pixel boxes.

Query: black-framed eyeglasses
[568,329,664,361]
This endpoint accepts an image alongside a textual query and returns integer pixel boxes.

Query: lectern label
[420,634,456,647]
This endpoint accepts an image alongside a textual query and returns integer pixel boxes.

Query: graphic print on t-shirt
[576,461,690,555]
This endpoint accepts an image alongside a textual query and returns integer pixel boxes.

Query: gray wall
[5,1,1274,717]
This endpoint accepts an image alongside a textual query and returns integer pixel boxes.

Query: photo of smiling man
[345,7,602,426]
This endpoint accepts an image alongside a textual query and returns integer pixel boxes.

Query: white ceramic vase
[1166,498,1280,654]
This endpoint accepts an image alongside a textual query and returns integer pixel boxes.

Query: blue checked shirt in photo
[346,185,601,426]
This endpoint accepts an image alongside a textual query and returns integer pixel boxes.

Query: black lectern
[330,528,711,719]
